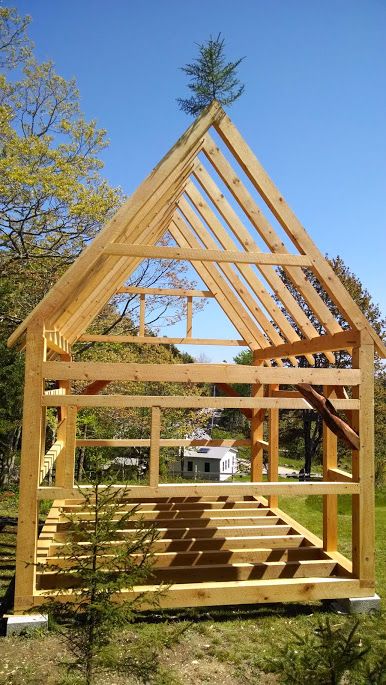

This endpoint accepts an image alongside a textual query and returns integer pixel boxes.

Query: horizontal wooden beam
[37,480,360,501]
[105,243,313,266]
[76,438,252,448]
[30,578,369,610]
[116,286,213,298]
[251,329,359,361]
[78,335,248,346]
[42,394,360,411]
[327,467,354,483]
[42,361,361,385]
[45,330,70,356]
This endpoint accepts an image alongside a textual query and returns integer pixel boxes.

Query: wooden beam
[251,353,264,481]
[170,215,269,352]
[14,320,46,611]
[177,194,294,365]
[191,162,333,365]
[139,293,145,336]
[76,438,252,448]
[149,406,161,487]
[352,331,375,588]
[117,286,213,298]
[79,335,248,346]
[104,243,313,266]
[327,468,353,483]
[8,101,225,349]
[186,296,193,337]
[251,329,359,361]
[323,386,338,553]
[296,383,360,450]
[37,480,360,501]
[201,136,342,353]
[268,385,279,508]
[42,394,360,411]
[42,361,361,385]
[214,116,386,358]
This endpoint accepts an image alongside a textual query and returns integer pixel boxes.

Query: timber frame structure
[9,102,385,612]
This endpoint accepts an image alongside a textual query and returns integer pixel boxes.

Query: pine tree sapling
[40,475,161,684]
[177,33,245,116]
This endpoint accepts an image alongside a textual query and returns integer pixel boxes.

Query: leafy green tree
[177,33,245,116]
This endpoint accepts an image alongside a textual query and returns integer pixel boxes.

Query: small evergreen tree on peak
[177,33,245,116]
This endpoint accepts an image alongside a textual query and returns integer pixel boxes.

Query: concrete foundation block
[330,594,381,615]
[5,613,48,636]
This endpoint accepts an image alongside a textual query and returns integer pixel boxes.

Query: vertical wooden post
[139,293,146,336]
[268,385,279,508]
[149,406,161,487]
[352,330,375,589]
[55,352,72,487]
[14,319,46,612]
[186,296,193,338]
[251,351,264,482]
[323,385,338,552]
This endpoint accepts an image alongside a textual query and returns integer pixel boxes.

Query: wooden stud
[268,385,279,508]
[117,286,213,298]
[139,293,146,336]
[79,335,248,346]
[149,406,161,487]
[251,352,264,481]
[186,296,193,337]
[323,386,338,553]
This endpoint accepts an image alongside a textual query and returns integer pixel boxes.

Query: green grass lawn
[0,488,385,684]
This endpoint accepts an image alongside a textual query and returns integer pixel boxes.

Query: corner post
[352,330,375,589]
[14,319,46,612]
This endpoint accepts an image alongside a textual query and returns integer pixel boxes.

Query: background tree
[0,6,208,488]
[177,33,245,116]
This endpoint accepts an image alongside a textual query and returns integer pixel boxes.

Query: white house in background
[182,446,238,481]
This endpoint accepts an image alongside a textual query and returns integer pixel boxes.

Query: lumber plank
[171,214,273,351]
[202,136,342,351]
[117,286,213,297]
[14,320,46,612]
[296,383,360,450]
[323,386,338,553]
[214,116,386,357]
[8,101,225,349]
[251,329,359,361]
[30,578,369,610]
[75,438,252,447]
[178,194,293,361]
[149,406,161,488]
[42,394,360,411]
[79,335,248,346]
[192,161,333,364]
[37,481,360,500]
[104,243,312,266]
[352,332,375,588]
[42,361,361,385]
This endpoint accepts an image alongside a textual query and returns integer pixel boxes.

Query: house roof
[8,101,385,361]
[184,447,238,461]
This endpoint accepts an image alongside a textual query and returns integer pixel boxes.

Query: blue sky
[14,0,386,360]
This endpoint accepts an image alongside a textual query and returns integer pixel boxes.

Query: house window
[204,462,210,473]
[187,461,193,472]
